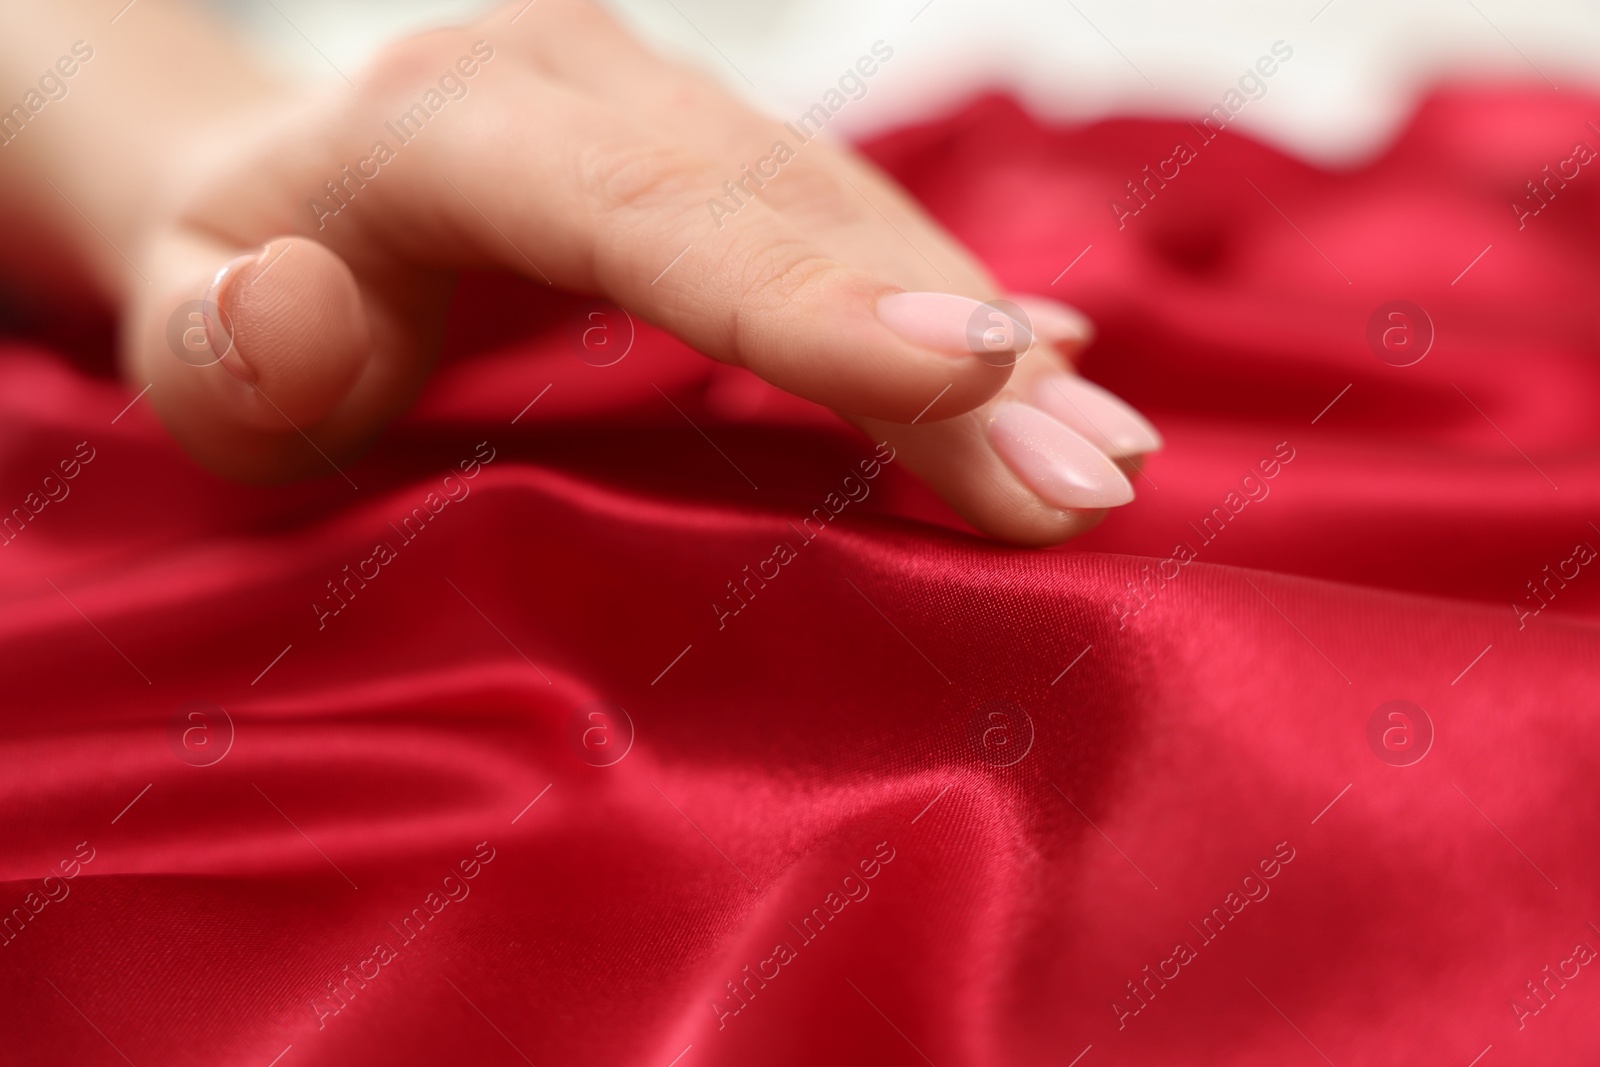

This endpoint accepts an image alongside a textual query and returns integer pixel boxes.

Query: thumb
[128,232,371,480]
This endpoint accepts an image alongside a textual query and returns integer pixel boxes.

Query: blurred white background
[206,0,1600,162]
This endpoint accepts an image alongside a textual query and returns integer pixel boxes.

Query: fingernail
[988,400,1134,510]
[1033,374,1162,457]
[877,291,1029,358]
[203,253,261,382]
[1008,296,1094,345]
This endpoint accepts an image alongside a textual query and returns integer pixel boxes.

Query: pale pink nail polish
[202,253,260,382]
[1009,296,1094,345]
[988,401,1134,510]
[1032,374,1162,458]
[877,291,1028,358]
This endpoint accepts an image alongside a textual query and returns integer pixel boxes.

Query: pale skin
[0,0,1160,545]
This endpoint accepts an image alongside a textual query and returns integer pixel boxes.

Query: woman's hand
[6,0,1160,544]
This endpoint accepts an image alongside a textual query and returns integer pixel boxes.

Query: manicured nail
[988,401,1134,510]
[202,253,261,382]
[877,291,1029,359]
[1033,374,1162,457]
[1008,295,1094,345]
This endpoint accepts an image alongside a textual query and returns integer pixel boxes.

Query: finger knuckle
[585,140,709,217]
[361,30,478,101]
[727,243,837,351]
[754,160,864,227]
[517,0,616,37]
[736,242,836,307]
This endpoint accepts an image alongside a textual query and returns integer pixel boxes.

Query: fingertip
[953,491,1110,548]
[986,400,1134,511]
[1008,294,1095,350]
[218,237,370,429]
[853,412,1117,548]
[1030,373,1163,458]
[134,233,376,481]
[727,269,1014,423]
[875,291,1033,366]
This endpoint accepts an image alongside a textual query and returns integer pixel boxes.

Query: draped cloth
[2,86,1598,1066]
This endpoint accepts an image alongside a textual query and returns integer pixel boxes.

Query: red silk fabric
[4,86,1599,1066]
